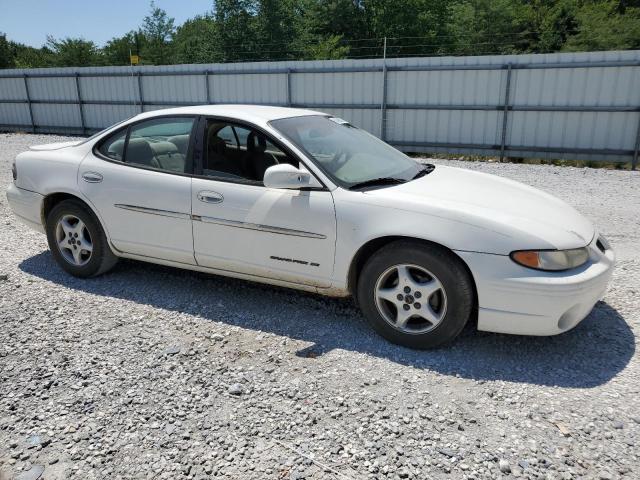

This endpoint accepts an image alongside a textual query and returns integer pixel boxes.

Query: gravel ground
[0,133,639,480]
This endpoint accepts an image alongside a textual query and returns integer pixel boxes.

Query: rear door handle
[82,171,103,183]
[197,191,224,204]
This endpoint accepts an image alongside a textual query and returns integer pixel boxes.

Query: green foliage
[448,0,530,55]
[2,0,639,69]
[534,1,580,53]
[173,15,221,64]
[563,1,640,51]
[141,1,176,65]
[103,31,146,66]
[214,0,257,61]
[307,34,351,59]
[45,36,102,67]
[9,43,55,68]
[253,0,298,60]
[0,33,13,68]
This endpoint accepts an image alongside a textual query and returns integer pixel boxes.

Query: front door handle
[197,191,224,204]
[82,171,103,183]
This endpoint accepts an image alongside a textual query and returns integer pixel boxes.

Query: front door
[191,120,336,287]
[80,116,197,264]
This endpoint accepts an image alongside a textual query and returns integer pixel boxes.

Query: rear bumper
[6,183,44,233]
[457,236,615,336]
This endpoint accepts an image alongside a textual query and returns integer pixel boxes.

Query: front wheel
[46,199,118,277]
[357,241,474,349]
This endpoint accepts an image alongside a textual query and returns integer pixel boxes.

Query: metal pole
[499,64,513,162]
[205,71,211,104]
[632,113,640,170]
[137,73,144,113]
[130,50,137,111]
[286,68,292,107]
[379,37,388,140]
[74,73,86,134]
[23,74,35,133]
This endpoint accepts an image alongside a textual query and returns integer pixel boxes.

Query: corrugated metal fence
[1,50,639,166]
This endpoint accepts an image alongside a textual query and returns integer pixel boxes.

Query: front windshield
[270,115,421,188]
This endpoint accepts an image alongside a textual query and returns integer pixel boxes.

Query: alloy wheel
[374,264,448,334]
[55,214,93,266]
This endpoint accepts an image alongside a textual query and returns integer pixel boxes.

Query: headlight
[510,247,590,271]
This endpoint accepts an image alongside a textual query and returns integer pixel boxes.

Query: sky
[0,0,214,48]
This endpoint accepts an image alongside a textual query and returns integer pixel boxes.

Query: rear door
[191,119,336,287]
[79,116,197,264]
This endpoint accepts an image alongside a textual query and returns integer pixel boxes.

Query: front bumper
[6,183,45,233]
[457,236,615,336]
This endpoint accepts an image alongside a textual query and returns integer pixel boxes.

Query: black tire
[357,240,474,349]
[46,199,118,278]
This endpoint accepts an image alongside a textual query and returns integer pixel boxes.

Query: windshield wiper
[348,177,406,190]
[412,164,436,180]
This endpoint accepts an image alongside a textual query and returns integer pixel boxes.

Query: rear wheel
[46,199,118,277]
[357,241,474,349]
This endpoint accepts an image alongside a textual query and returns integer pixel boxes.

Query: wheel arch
[347,236,478,315]
[41,191,110,241]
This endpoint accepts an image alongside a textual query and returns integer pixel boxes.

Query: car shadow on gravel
[20,252,634,389]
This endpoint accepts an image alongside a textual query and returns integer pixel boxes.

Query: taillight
[11,161,17,181]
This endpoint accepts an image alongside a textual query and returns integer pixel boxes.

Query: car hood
[361,165,594,252]
[30,140,83,151]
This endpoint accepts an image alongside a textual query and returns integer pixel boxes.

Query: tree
[306,34,351,59]
[141,1,176,65]
[45,36,102,66]
[103,31,146,65]
[0,33,14,68]
[253,0,297,60]
[297,0,366,42]
[214,0,256,61]
[173,15,221,63]
[533,1,579,53]
[448,0,530,55]
[564,1,640,51]
[289,0,363,60]
[362,0,455,56]
[8,42,54,68]
[3,0,640,70]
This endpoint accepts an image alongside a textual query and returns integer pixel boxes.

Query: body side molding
[195,215,327,239]
[114,204,327,239]
[114,204,191,220]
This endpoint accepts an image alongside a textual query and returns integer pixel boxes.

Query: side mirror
[263,164,312,189]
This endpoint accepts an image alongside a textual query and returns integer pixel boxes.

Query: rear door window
[126,118,195,173]
[97,117,195,174]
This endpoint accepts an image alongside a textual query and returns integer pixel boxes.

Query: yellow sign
[130,55,140,65]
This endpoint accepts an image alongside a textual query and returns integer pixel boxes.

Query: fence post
[633,113,640,170]
[379,37,388,140]
[23,74,35,133]
[379,63,388,140]
[74,74,86,134]
[499,64,513,162]
[286,68,292,107]
[137,73,144,113]
[204,71,211,104]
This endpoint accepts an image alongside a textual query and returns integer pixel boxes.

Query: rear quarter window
[98,129,127,161]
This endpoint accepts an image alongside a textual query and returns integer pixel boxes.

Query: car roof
[134,104,326,125]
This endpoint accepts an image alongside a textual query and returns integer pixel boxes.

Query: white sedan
[6,105,615,348]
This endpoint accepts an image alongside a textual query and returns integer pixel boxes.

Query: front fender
[330,189,556,291]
